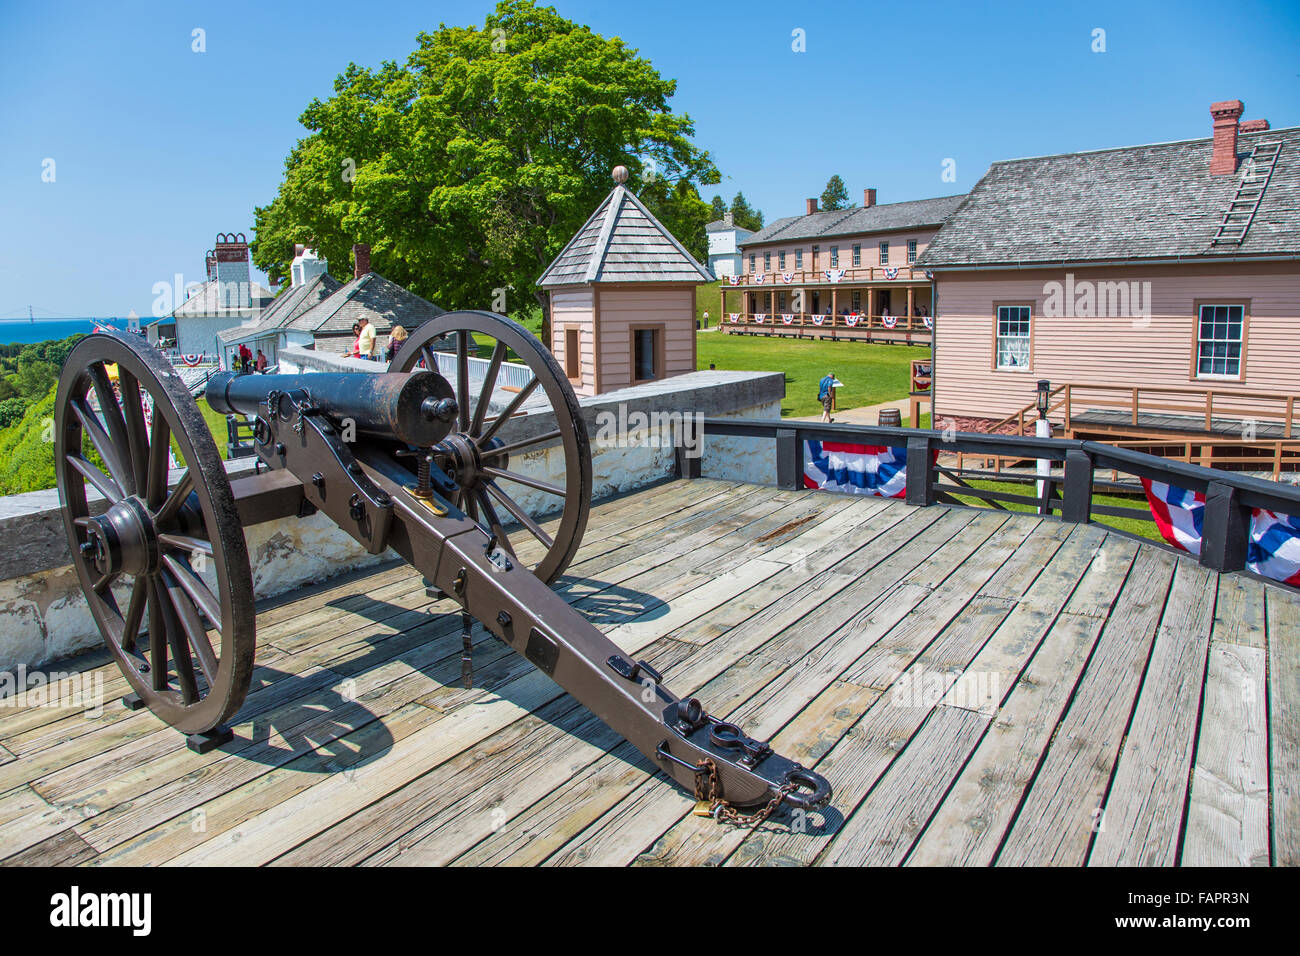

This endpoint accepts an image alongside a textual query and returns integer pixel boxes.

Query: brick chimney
[722,210,734,227]
[352,243,371,279]
[806,198,818,215]
[1210,100,1244,176]
[205,250,216,281]
[1240,119,1270,133]
[863,188,877,208]
[213,232,251,308]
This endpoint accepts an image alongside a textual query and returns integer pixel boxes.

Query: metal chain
[694,758,795,828]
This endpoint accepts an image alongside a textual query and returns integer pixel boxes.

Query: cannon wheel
[391,311,592,584]
[54,330,255,735]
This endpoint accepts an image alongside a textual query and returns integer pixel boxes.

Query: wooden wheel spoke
[92,570,119,593]
[154,470,194,526]
[72,398,134,494]
[470,341,507,437]
[161,553,223,632]
[478,428,563,459]
[480,466,565,497]
[485,482,555,549]
[121,576,147,653]
[161,567,218,687]
[476,489,517,559]
[147,579,168,692]
[145,412,172,508]
[456,329,471,433]
[67,454,123,503]
[478,378,539,446]
[158,531,213,558]
[420,344,438,374]
[118,370,151,491]
[89,365,137,495]
[157,571,199,704]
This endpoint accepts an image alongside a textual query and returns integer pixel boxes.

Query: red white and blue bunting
[781,314,795,325]
[924,270,934,280]
[754,313,767,323]
[823,269,846,283]
[881,315,898,328]
[883,268,899,280]
[811,314,826,326]
[1141,478,1300,585]
[923,316,934,330]
[753,273,766,284]
[728,313,740,323]
[727,275,741,286]
[845,313,860,327]
[803,441,910,498]
[781,273,795,284]
[181,353,204,367]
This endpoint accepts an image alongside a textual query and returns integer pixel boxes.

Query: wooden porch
[0,478,1295,866]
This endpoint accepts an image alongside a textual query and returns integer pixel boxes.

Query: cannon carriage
[52,312,831,817]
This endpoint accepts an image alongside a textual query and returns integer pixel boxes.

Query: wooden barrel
[878,408,902,427]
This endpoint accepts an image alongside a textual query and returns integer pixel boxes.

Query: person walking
[255,349,268,373]
[819,371,836,423]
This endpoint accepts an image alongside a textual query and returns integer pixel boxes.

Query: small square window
[1196,304,1245,377]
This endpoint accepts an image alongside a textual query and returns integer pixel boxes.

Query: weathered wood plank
[2,826,98,866]
[1088,559,1218,866]
[1182,641,1269,866]
[997,546,1176,866]
[0,743,13,766]
[1268,586,1300,867]
[1209,574,1267,649]
[0,785,83,861]
[906,536,1139,865]
[821,705,992,865]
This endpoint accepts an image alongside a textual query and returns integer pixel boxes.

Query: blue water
[0,318,126,346]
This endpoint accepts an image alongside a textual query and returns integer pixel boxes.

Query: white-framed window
[778,251,786,270]
[907,239,917,263]
[795,249,803,269]
[996,305,1031,369]
[852,244,861,266]
[764,252,771,271]
[830,245,839,268]
[1196,304,1244,377]
[879,242,889,265]
[749,253,755,273]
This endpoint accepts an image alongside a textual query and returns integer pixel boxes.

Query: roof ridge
[988,124,1300,167]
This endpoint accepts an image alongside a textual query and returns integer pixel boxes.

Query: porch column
[719,287,725,328]
[906,286,915,327]
[867,287,876,326]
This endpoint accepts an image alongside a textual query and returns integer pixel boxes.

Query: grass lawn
[696,331,924,418]
[944,477,1161,542]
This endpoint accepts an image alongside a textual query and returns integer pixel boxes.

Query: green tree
[0,397,27,428]
[729,192,764,232]
[709,195,727,220]
[14,359,54,401]
[251,0,719,343]
[820,174,850,211]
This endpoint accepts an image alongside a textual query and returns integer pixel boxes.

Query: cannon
[52,312,831,819]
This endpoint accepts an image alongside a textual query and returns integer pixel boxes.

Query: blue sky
[2,0,1298,317]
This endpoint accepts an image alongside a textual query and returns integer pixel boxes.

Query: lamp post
[1035,380,1052,511]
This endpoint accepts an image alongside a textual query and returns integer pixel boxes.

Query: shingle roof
[217,272,344,344]
[283,272,446,335]
[538,184,713,286]
[705,219,753,234]
[740,195,966,248]
[918,126,1300,268]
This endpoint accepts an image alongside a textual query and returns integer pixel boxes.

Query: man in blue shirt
[819,372,836,423]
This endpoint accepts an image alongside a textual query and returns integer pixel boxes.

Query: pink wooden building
[538,168,712,396]
[918,101,1300,445]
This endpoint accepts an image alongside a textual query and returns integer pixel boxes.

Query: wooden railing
[720,312,932,333]
[730,264,930,285]
[911,359,932,393]
[991,382,1298,439]
[692,418,1300,580]
[957,437,1300,481]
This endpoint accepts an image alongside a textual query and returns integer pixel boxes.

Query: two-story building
[721,190,966,343]
[705,213,752,279]
[918,100,1300,446]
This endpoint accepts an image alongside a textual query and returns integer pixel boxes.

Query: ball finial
[612,165,629,184]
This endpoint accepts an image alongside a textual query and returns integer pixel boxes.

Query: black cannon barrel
[206,370,457,447]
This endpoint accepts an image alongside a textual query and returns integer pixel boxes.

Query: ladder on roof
[1211,140,1283,245]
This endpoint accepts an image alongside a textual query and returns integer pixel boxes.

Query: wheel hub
[85,497,159,576]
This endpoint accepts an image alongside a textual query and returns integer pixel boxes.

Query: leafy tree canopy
[709,195,727,220]
[251,0,719,325]
[820,174,851,211]
[728,191,764,232]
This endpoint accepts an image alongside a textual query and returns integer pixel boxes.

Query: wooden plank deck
[0,477,1295,866]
